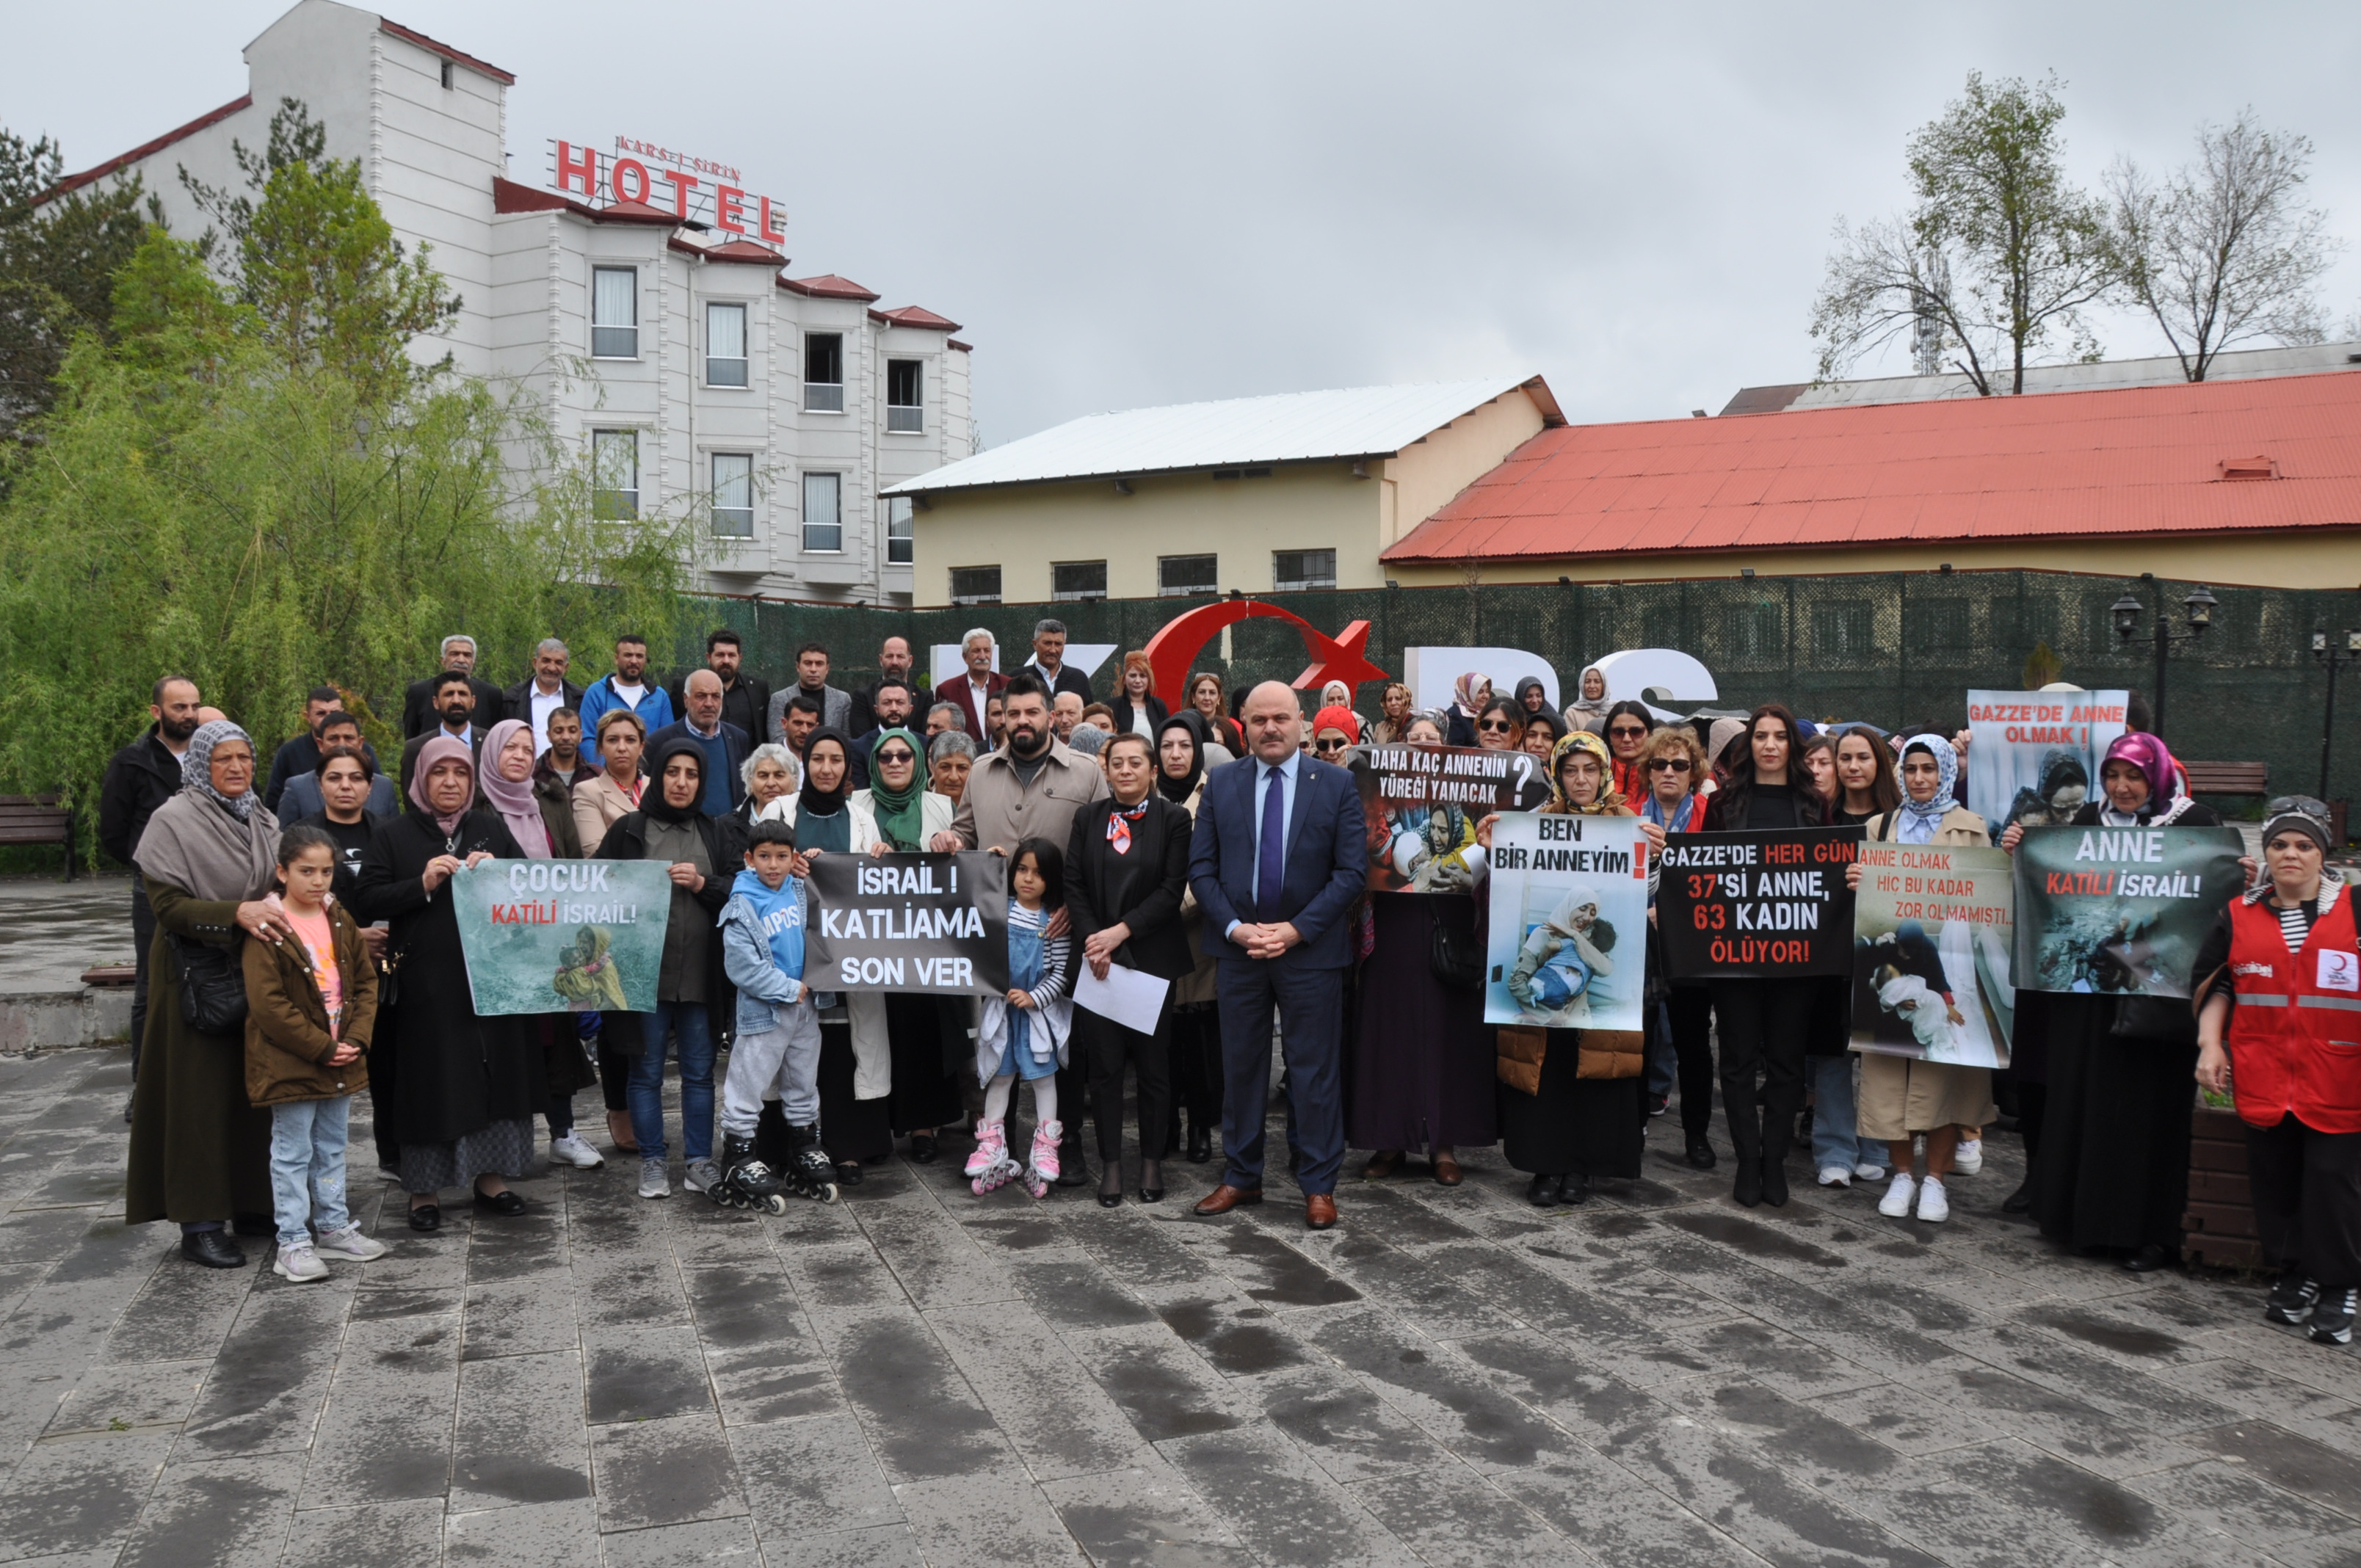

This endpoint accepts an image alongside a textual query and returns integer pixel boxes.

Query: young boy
[713,819,837,1208]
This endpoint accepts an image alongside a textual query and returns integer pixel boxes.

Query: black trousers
[1081,1002,1173,1164]
[598,1035,631,1112]
[129,880,157,1078]
[1170,1003,1225,1130]
[1665,984,1716,1136]
[2247,1114,2361,1290]
[1708,977,1816,1172]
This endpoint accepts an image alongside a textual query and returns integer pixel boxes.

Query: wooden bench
[0,794,75,880]
[2181,761,2268,797]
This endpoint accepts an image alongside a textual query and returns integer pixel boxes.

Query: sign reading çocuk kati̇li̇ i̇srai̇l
[1655,826,1865,980]
[450,860,675,1016]
[1349,743,1552,893]
[802,852,1010,995]
[2011,823,2245,998]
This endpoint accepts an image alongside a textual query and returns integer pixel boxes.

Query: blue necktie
[1257,765,1286,923]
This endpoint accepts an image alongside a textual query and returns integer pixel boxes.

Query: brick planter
[2183,1101,2266,1270]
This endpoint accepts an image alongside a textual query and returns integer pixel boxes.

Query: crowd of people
[94,636,2359,1346]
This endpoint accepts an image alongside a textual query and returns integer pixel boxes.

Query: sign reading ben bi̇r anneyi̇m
[450,860,675,1016]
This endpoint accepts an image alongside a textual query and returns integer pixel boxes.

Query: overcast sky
[12,1,2361,444]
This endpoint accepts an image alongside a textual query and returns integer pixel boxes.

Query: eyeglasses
[1648,758,1693,773]
[1476,719,1515,733]
[1609,726,1648,740]
[1313,738,1350,754]
[2268,795,2331,819]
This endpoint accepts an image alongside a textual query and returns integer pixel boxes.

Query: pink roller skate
[1022,1119,1063,1199]
[966,1119,1018,1195]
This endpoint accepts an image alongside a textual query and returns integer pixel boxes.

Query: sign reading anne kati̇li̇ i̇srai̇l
[2011,823,2245,998]
[1656,827,1865,980]
[802,852,1010,995]
[451,860,675,1016]
[1483,813,1650,1031]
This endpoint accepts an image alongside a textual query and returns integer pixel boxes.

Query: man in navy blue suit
[1188,681,1368,1230]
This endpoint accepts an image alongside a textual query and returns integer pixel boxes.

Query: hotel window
[805,333,844,412]
[1052,561,1108,602]
[711,453,754,537]
[706,302,747,387]
[950,566,1002,606]
[886,358,923,432]
[591,429,638,520]
[885,496,914,565]
[801,471,843,552]
[590,266,637,358]
[1272,548,1336,592]
[1158,554,1218,598]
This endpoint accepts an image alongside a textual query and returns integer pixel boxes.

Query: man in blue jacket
[1188,680,1366,1230]
[577,634,675,768]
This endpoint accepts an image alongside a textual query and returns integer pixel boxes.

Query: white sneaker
[1952,1138,1983,1175]
[273,1244,328,1282]
[1916,1177,1950,1223]
[683,1158,721,1195]
[549,1133,605,1169]
[313,1224,388,1262]
[1853,1162,1889,1182]
[1817,1165,1852,1188]
[1879,1173,1917,1218]
[638,1157,670,1199]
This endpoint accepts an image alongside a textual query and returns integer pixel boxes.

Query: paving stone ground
[5,1041,2361,1568]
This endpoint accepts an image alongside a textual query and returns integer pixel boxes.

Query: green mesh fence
[683,570,2361,810]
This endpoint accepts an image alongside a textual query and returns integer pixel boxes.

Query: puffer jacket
[242,902,377,1106]
[1495,1025,1644,1094]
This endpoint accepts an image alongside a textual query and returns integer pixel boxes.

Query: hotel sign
[545,138,786,242]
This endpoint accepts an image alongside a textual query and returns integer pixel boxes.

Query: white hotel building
[53,0,972,604]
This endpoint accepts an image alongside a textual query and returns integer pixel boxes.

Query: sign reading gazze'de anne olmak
[545,138,786,241]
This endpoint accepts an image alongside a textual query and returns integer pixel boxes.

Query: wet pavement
[4,1044,2361,1567]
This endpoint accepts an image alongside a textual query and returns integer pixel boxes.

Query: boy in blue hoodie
[712,819,836,1208]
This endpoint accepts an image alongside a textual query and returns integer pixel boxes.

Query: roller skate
[966,1119,1020,1194]
[710,1133,791,1216]
[783,1121,839,1203]
[1021,1119,1063,1199]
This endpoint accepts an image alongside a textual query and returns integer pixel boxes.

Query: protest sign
[804,852,1008,994]
[1483,813,1650,1030]
[1350,744,1551,893]
[1851,841,2015,1067]
[1966,689,2129,833]
[1658,827,1864,980]
[2012,823,2244,998]
[451,859,673,1016]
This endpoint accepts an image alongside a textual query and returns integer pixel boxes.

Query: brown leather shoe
[1431,1150,1463,1187]
[1362,1150,1404,1181]
[1193,1184,1263,1216]
[1305,1194,1338,1230]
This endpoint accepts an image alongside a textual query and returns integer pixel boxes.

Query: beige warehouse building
[887,377,1562,606]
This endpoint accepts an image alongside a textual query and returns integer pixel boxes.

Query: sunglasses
[1609,726,1648,739]
[1313,738,1350,754]
[1476,719,1515,733]
[1648,758,1693,773]
[876,749,915,767]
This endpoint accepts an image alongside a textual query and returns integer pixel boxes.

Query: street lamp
[2110,581,2217,736]
[2313,628,2361,800]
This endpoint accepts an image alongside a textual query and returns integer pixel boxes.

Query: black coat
[592,810,744,1048]
[847,674,918,736]
[1021,661,1096,705]
[98,727,183,865]
[350,810,544,1151]
[667,671,770,743]
[1065,795,1196,981]
[402,674,507,739]
[502,677,587,728]
[1104,694,1170,740]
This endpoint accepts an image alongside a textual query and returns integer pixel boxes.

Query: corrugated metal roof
[1384,369,2361,565]
[885,376,1557,495]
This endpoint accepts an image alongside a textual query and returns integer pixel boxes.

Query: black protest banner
[804,852,1008,994]
[1349,744,1553,892]
[1657,826,1865,979]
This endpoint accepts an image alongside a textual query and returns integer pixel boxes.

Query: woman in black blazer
[1066,730,1194,1206]
[1103,652,1171,744]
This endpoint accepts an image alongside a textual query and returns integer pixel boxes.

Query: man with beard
[99,674,204,1103]
[578,634,675,768]
[506,638,585,755]
[400,634,506,738]
[849,634,918,735]
[932,672,1110,1184]
[766,642,852,741]
[399,671,487,803]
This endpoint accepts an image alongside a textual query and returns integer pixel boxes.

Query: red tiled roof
[491,177,676,225]
[379,18,516,85]
[948,338,973,353]
[700,239,788,266]
[778,274,880,302]
[40,94,252,203]
[868,305,962,333]
[1382,369,2361,565]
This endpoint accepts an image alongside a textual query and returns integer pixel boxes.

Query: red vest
[2225,889,2361,1134]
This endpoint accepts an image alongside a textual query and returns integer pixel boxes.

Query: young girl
[243,826,387,1282]
[967,838,1076,1197]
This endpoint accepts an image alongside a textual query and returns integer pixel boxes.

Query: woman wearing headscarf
[126,721,286,1267]
[1310,704,1360,765]
[1448,674,1492,748]
[352,735,540,1232]
[1562,666,1612,736]
[1601,701,1654,805]
[757,728,891,1184]
[481,719,603,1172]
[1369,683,1416,746]
[592,736,741,1199]
[1156,711,1225,1164]
[1488,731,1642,1205]
[1512,677,1552,727]
[849,726,962,1160]
[2002,731,2224,1271]
[1841,734,1993,1224]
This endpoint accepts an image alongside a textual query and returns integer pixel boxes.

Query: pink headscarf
[407,734,477,834]
[2102,732,2185,810]
[479,719,551,857]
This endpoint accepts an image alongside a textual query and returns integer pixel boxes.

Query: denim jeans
[628,1001,715,1164]
[269,1096,352,1249]
[1807,1053,1872,1173]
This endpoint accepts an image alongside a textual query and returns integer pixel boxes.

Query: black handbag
[1429,910,1484,990]
[169,932,248,1034]
[2109,992,2199,1048]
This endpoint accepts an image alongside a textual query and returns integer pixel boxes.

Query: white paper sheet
[1073,962,1170,1034]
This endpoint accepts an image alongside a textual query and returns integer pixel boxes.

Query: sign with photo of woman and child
[450,859,676,1015]
[1849,841,2016,1067]
[1352,743,1552,893]
[1482,813,1650,1031]
[1966,688,2130,833]
[2011,824,2245,998]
